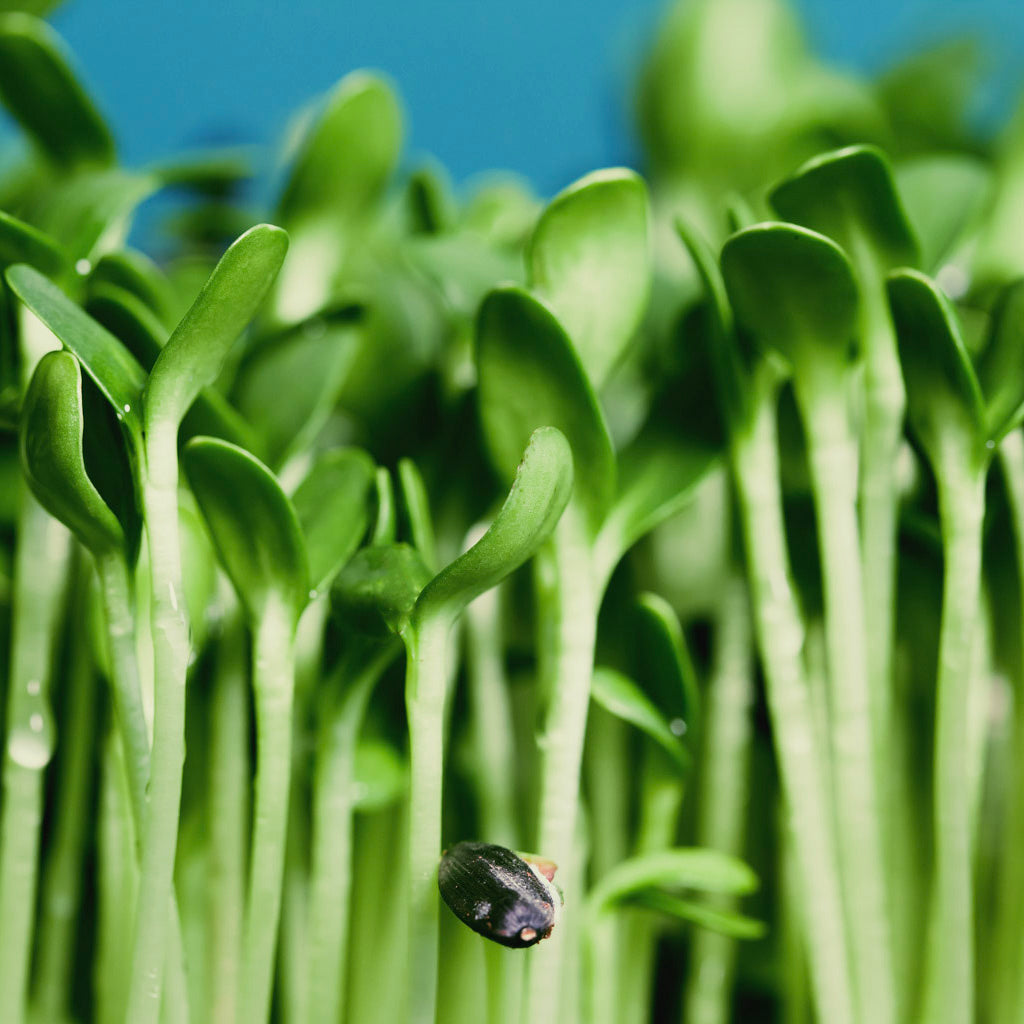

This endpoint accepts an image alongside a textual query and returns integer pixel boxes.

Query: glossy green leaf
[978,280,1024,443]
[527,168,651,389]
[0,13,113,169]
[633,592,701,736]
[0,210,67,275]
[145,224,288,431]
[397,457,438,572]
[19,350,122,553]
[5,263,145,430]
[353,737,407,812]
[86,283,261,453]
[476,285,615,533]
[887,269,987,462]
[291,447,375,595]
[770,145,918,272]
[277,71,402,226]
[183,437,309,628]
[414,426,572,628]
[590,666,689,774]
[720,223,859,372]
[330,543,432,640]
[895,155,991,273]
[625,890,766,939]
[589,848,759,915]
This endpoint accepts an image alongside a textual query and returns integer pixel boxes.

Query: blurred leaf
[88,249,177,326]
[6,262,145,430]
[371,466,397,546]
[19,349,122,553]
[0,209,67,275]
[590,666,689,774]
[397,457,438,572]
[0,13,113,169]
[150,146,255,196]
[721,223,859,372]
[978,279,1024,443]
[353,737,407,812]
[476,285,615,534]
[626,889,766,939]
[145,224,287,431]
[183,436,309,628]
[292,447,375,595]
[527,168,651,389]
[634,592,701,735]
[406,163,456,235]
[330,543,432,640]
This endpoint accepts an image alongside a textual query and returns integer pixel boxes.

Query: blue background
[37,0,1024,197]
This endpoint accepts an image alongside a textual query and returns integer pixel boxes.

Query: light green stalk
[684,574,754,1024]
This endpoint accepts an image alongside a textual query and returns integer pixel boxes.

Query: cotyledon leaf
[0,210,67,275]
[144,224,288,431]
[291,447,376,596]
[413,425,573,628]
[625,890,766,939]
[397,457,438,573]
[476,286,614,534]
[527,168,651,390]
[0,13,114,169]
[590,666,689,774]
[977,279,1024,443]
[5,263,145,433]
[19,349,122,554]
[183,437,309,628]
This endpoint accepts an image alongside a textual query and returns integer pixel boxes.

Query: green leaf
[0,209,67,275]
[330,543,432,640]
[895,155,991,273]
[476,285,615,533]
[353,737,407,812]
[86,283,262,454]
[590,666,689,774]
[633,592,701,737]
[183,437,309,628]
[406,163,456,235]
[887,269,987,463]
[19,349,122,553]
[277,71,402,227]
[145,224,287,431]
[527,168,651,389]
[397,457,438,572]
[414,426,572,627]
[5,263,146,431]
[150,146,255,196]
[0,13,114,169]
[625,890,766,939]
[978,279,1024,443]
[371,466,397,546]
[720,223,859,373]
[589,848,759,915]
[88,249,176,326]
[769,145,918,272]
[291,447,376,595]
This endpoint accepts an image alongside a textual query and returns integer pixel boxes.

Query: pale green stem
[206,617,249,1024]
[730,368,855,1024]
[525,508,598,1024]
[798,379,894,1024]
[0,491,71,1024]
[992,431,1024,1024]
[484,945,524,1024]
[465,582,518,846]
[404,615,451,1024]
[96,728,139,1024]
[780,811,810,1024]
[684,573,754,1024]
[920,465,986,1024]
[238,603,296,1024]
[279,782,309,1024]
[32,575,98,1023]
[306,646,395,1024]
[127,420,192,1024]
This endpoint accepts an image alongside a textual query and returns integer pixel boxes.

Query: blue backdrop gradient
[38,0,1024,196]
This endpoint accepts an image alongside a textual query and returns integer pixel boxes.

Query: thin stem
[920,464,986,1024]
[206,616,249,1024]
[684,573,754,1024]
[0,491,71,1024]
[126,419,191,1024]
[404,615,451,1024]
[992,431,1024,1023]
[306,645,395,1024]
[238,603,296,1024]
[32,574,98,1023]
[798,379,894,1024]
[484,944,524,1024]
[729,367,855,1024]
[524,508,598,1024]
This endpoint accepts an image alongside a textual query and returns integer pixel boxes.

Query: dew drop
[29,713,43,732]
[74,258,92,276]
[123,403,131,414]
[26,679,40,696]
[986,440,996,450]
[308,589,318,601]
[7,726,50,769]
[669,718,687,737]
